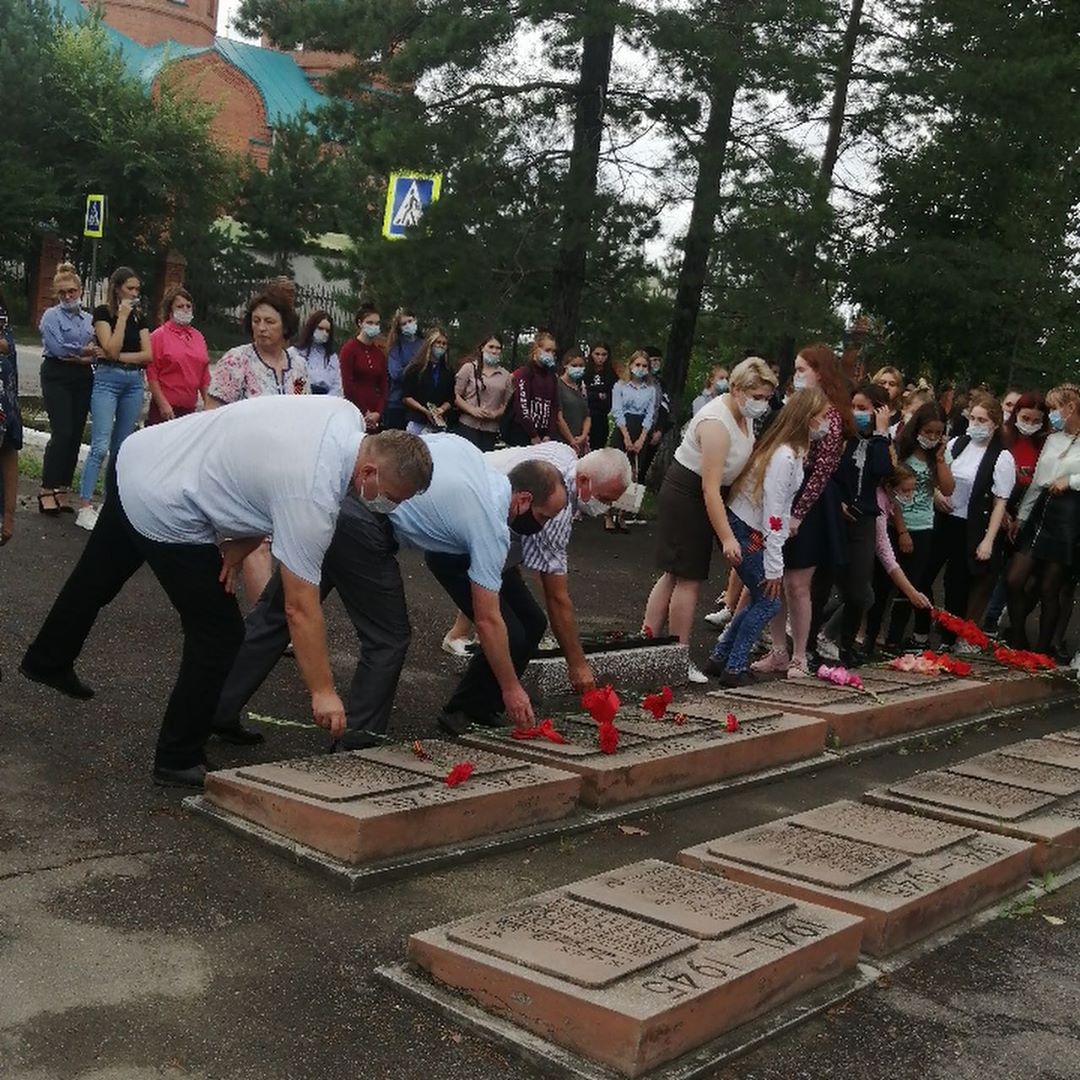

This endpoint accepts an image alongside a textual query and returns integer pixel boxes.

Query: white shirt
[727,444,805,579]
[1018,431,1080,522]
[118,395,365,585]
[486,442,579,575]
[389,434,512,592]
[945,438,1015,520]
[674,394,754,484]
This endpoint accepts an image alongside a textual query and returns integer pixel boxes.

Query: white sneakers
[687,662,710,685]
[953,639,982,656]
[75,505,99,532]
[441,633,474,658]
[704,606,732,629]
[815,634,840,661]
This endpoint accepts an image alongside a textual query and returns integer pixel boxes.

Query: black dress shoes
[152,763,208,789]
[20,662,95,700]
[209,720,265,746]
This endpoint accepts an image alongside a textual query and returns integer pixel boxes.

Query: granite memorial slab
[460,702,826,808]
[999,737,1080,771]
[203,743,582,865]
[866,759,1080,872]
[678,800,1034,955]
[406,859,862,1077]
[1048,726,1080,745]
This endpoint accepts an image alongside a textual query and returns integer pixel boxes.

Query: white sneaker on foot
[954,639,981,656]
[441,633,473,657]
[687,662,710,685]
[704,607,732,629]
[816,634,840,661]
[75,505,98,532]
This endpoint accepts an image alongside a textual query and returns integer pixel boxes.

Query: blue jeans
[80,366,144,500]
[710,513,782,672]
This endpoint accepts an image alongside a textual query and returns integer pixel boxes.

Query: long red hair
[798,342,855,437]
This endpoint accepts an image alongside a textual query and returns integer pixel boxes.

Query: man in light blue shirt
[214,432,568,746]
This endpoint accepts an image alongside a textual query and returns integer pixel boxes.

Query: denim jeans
[710,513,782,672]
[80,365,145,500]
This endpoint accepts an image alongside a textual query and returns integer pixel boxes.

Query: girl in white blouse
[1006,383,1080,652]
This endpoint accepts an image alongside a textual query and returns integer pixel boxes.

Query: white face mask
[740,398,770,420]
[917,434,939,451]
[967,422,992,443]
[362,323,381,339]
[1016,419,1042,437]
[1003,408,1013,423]
[313,328,330,345]
[579,496,608,518]
[809,421,830,442]
[172,310,194,326]
[792,372,811,391]
[482,350,502,366]
[714,379,729,394]
[358,470,398,513]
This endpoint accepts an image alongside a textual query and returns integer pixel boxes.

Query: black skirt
[610,414,645,474]
[1021,488,1080,567]
[784,480,846,570]
[654,461,717,581]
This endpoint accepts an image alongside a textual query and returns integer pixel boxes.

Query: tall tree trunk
[547,27,615,353]
[776,0,864,381]
[661,72,738,416]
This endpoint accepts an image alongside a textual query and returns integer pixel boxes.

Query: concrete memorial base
[721,664,1068,746]
[405,859,862,1078]
[202,741,582,865]
[678,800,1034,956]
[865,734,1080,872]
[461,693,827,808]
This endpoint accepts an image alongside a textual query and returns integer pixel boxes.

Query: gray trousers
[213,496,411,747]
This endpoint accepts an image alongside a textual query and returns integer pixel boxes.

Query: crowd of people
[2,263,1078,787]
[651,347,1080,685]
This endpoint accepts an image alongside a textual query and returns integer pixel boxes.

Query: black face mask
[510,508,544,536]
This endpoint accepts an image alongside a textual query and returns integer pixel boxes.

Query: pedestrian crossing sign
[84,194,105,239]
[382,172,442,240]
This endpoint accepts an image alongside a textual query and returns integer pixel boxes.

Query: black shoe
[209,720,265,746]
[718,669,753,688]
[437,711,472,737]
[20,662,95,700]
[336,730,383,751]
[703,657,728,678]
[471,713,506,729]
[152,763,208,789]
[838,645,865,669]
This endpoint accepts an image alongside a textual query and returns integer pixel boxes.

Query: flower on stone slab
[816,664,864,690]
[511,719,568,744]
[931,609,989,649]
[597,721,620,754]
[725,713,739,733]
[582,685,620,727]
[992,645,1056,672]
[444,762,475,787]
[641,685,674,719]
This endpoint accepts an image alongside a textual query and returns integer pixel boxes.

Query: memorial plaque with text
[883,770,1056,820]
[948,751,1080,796]
[407,861,862,1076]
[237,754,426,802]
[676,694,785,724]
[680,800,1035,955]
[999,737,1080,771]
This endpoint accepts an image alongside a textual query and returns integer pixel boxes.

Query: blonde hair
[622,350,652,383]
[730,356,778,394]
[53,261,81,294]
[529,329,557,364]
[968,389,1003,428]
[1046,384,1080,413]
[732,387,829,505]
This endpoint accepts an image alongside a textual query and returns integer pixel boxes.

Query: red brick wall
[158,53,272,170]
[99,0,216,48]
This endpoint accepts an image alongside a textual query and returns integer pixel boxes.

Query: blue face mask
[1049,409,1065,432]
[567,366,585,381]
[60,299,82,314]
[631,368,648,382]
[539,352,556,368]
[854,410,873,434]
[432,346,446,360]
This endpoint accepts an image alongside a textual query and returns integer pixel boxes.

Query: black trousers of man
[22,491,245,770]
[425,552,547,722]
[213,496,410,748]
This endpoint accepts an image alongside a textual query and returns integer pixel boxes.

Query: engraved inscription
[679,696,783,724]
[710,822,909,888]
[999,738,1080,771]
[237,754,426,802]
[567,860,793,938]
[887,771,1056,820]
[363,742,528,780]
[949,752,1080,796]
[725,682,852,706]
[790,800,975,855]
[447,896,694,988]
[365,768,557,810]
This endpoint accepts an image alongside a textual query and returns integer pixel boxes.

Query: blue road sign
[382,172,442,240]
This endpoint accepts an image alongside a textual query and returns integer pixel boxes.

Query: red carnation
[444,762,475,787]
[597,721,620,754]
[725,713,739,733]
[769,516,783,532]
[643,625,654,639]
[582,685,620,727]
[641,685,674,720]
[931,609,989,649]
[511,719,568,744]
[992,644,1056,672]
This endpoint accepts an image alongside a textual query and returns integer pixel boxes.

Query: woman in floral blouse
[207,287,309,608]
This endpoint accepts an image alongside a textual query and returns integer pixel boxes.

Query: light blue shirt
[611,379,656,429]
[389,433,512,592]
[39,304,94,359]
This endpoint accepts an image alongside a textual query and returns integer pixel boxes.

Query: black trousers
[920,514,996,639]
[214,497,411,747]
[23,491,245,770]
[588,410,609,452]
[808,515,878,651]
[455,424,498,452]
[863,527,935,647]
[425,553,547,721]
[39,359,92,489]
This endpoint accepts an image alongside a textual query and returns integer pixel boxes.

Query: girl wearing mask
[584,341,618,451]
[339,304,388,430]
[509,330,561,446]
[643,357,778,683]
[866,402,954,652]
[147,287,210,424]
[606,350,656,532]
[384,307,422,429]
[923,390,1015,650]
[454,333,513,452]
[1001,388,1022,427]
[871,365,904,425]
[37,262,101,515]
[759,343,854,677]
[557,349,591,454]
[78,267,152,531]
[401,327,455,434]
[704,388,831,686]
[295,310,342,396]
[691,365,729,416]
[1006,385,1080,653]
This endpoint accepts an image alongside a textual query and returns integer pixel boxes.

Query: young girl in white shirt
[704,387,831,687]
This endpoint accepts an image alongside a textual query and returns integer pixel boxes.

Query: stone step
[202,741,581,865]
[405,859,862,1078]
[678,800,1034,956]
[719,662,1069,746]
[864,734,1080,873]
[460,693,827,808]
